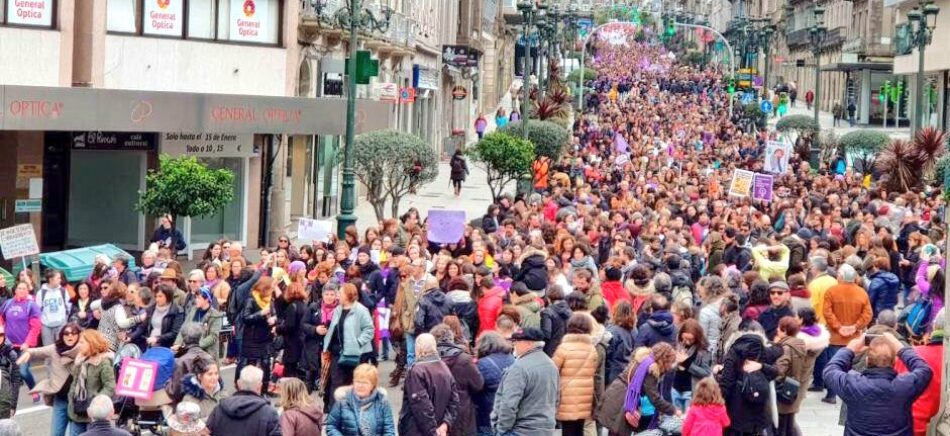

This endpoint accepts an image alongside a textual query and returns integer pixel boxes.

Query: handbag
[775,377,801,404]
[337,354,360,367]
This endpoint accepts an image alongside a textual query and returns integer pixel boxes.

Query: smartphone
[865,334,882,345]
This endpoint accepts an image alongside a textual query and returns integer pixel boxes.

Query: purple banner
[752,173,773,202]
[426,210,467,243]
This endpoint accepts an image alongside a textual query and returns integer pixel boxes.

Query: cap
[510,328,545,342]
[159,268,179,280]
[768,281,790,292]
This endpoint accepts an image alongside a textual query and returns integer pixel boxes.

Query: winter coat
[605,323,636,383]
[175,306,225,361]
[596,358,677,435]
[601,280,631,310]
[414,287,450,334]
[79,421,132,436]
[491,346,559,436]
[553,333,599,421]
[514,248,549,292]
[0,342,20,415]
[438,342,484,436]
[167,345,213,402]
[716,311,742,362]
[474,352,515,433]
[716,333,780,433]
[635,310,675,348]
[823,282,873,346]
[130,303,184,348]
[476,286,505,336]
[24,343,78,405]
[698,298,723,354]
[226,269,263,341]
[796,325,830,391]
[758,304,795,341]
[399,354,461,435]
[676,345,713,392]
[68,351,116,423]
[825,347,933,436]
[541,300,572,356]
[276,299,307,365]
[511,292,541,329]
[682,404,730,436]
[301,301,329,375]
[450,155,469,182]
[152,226,186,252]
[280,403,325,436]
[775,335,809,414]
[327,387,396,436]
[867,270,901,319]
[240,297,275,360]
[206,391,281,436]
[481,214,499,234]
[446,290,479,345]
[895,340,944,435]
[624,280,654,315]
[323,302,375,358]
[181,374,226,419]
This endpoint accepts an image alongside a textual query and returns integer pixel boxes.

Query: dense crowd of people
[0,25,946,436]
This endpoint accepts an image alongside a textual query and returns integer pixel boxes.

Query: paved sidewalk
[768,101,911,140]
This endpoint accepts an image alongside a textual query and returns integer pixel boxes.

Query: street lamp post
[331,0,391,237]
[758,25,775,94]
[518,1,538,138]
[809,7,827,126]
[907,1,940,135]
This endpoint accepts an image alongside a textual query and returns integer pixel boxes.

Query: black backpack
[739,369,770,405]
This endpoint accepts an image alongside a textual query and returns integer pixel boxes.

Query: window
[2,0,57,27]
[107,0,281,44]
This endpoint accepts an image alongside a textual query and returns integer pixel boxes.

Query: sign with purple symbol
[426,210,466,244]
[752,173,774,202]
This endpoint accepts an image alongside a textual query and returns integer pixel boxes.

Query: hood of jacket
[727,332,769,361]
[217,391,271,420]
[286,403,325,425]
[797,325,830,353]
[870,270,901,287]
[646,310,674,336]
[181,374,222,400]
[437,342,469,368]
[550,300,573,320]
[517,247,548,267]
[359,261,380,277]
[511,292,540,312]
[777,335,807,359]
[446,290,472,305]
[625,280,655,297]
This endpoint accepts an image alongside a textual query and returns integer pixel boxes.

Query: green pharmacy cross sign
[345,50,380,85]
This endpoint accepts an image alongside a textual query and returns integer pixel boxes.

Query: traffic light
[728,78,736,94]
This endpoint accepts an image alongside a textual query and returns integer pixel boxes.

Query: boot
[389,367,404,387]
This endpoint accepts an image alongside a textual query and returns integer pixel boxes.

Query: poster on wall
[230,0,270,43]
[144,0,183,36]
[6,0,54,26]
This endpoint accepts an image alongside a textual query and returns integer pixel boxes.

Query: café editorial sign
[161,132,257,158]
[6,0,53,26]
[0,85,393,135]
[144,0,183,36]
[230,0,270,43]
[72,132,157,150]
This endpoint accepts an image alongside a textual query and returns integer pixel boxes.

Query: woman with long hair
[70,282,99,330]
[277,263,309,379]
[278,377,324,436]
[605,300,638,383]
[240,276,278,393]
[203,263,231,312]
[95,280,142,352]
[66,330,116,435]
[553,314,601,436]
[672,319,712,412]
[16,323,81,436]
[596,343,680,435]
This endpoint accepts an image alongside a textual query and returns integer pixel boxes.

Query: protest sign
[764,141,790,174]
[0,224,39,260]
[752,173,774,202]
[297,218,332,242]
[427,210,466,244]
[728,169,755,197]
[116,358,159,400]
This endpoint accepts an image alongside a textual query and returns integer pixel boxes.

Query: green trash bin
[13,244,138,283]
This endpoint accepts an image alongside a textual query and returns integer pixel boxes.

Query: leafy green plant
[566,68,596,86]
[533,97,569,121]
[840,130,890,173]
[913,127,948,178]
[136,155,235,251]
[350,130,438,220]
[467,132,535,200]
[499,120,570,160]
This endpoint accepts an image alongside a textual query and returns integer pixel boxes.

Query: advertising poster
[144,0,183,36]
[230,0,270,43]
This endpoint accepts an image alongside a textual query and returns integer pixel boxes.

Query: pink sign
[116,358,159,400]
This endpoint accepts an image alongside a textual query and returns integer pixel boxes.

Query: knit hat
[167,401,206,433]
[288,260,307,275]
[357,245,372,256]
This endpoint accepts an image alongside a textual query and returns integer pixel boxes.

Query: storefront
[0,85,392,253]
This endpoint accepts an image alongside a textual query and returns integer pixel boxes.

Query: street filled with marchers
[0,14,948,436]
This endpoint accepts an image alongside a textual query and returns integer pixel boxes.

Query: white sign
[230,0,270,43]
[6,0,53,26]
[297,218,332,242]
[415,67,439,90]
[144,0,183,36]
[28,178,43,199]
[0,224,40,260]
[373,83,399,102]
[161,132,257,158]
[764,141,791,174]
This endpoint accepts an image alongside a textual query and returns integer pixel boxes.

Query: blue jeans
[19,363,35,389]
[69,421,87,436]
[406,334,416,366]
[51,397,69,436]
[671,389,692,412]
[822,345,844,399]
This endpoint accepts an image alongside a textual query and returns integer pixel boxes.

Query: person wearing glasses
[16,323,81,436]
[758,281,796,341]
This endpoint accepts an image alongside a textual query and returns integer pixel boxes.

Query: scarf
[624,354,655,415]
[800,325,821,337]
[252,290,272,312]
[206,278,221,289]
[321,301,338,324]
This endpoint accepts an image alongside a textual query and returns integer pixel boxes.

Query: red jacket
[601,281,631,310]
[477,286,505,336]
[895,342,943,435]
[683,404,730,436]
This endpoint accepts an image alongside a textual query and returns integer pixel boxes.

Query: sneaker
[821,397,837,404]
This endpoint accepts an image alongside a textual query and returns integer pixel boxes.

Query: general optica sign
[6,0,53,27]
[230,0,270,43]
[144,0,183,36]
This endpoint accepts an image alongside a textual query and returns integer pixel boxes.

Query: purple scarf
[624,354,655,414]
[801,325,821,337]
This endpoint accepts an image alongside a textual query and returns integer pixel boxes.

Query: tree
[566,68,596,86]
[876,139,918,191]
[912,127,947,180]
[350,129,438,221]
[776,115,821,161]
[499,120,570,160]
[136,155,235,251]
[840,130,890,174]
[467,132,535,200]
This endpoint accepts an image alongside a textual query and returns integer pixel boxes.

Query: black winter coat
[301,302,329,375]
[634,311,676,348]
[414,289,450,334]
[438,343,484,436]
[716,333,781,433]
[241,298,274,360]
[206,391,281,436]
[399,355,461,436]
[540,301,572,356]
[514,253,549,292]
[130,303,184,348]
[276,299,307,364]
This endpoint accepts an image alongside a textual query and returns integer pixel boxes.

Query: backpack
[900,297,933,341]
[451,158,465,173]
[739,369,770,405]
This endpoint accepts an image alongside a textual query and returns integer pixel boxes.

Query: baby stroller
[117,346,176,436]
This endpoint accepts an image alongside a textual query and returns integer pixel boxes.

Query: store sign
[162,132,257,157]
[72,132,157,151]
[441,45,480,68]
[399,87,416,104]
[144,0,183,36]
[413,65,439,91]
[230,0,270,43]
[373,83,398,102]
[6,0,53,27]
[14,199,41,213]
[452,86,468,100]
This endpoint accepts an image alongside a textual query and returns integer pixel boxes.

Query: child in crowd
[682,377,730,436]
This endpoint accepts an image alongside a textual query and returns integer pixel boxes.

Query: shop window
[2,0,57,28]
[107,0,281,45]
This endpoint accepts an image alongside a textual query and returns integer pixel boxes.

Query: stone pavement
[768,101,912,140]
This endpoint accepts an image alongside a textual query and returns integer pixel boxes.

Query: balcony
[842,36,894,58]
[503,0,522,25]
[786,26,847,50]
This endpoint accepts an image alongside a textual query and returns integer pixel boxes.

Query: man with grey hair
[207,366,280,436]
[184,269,207,311]
[819,263,872,404]
[166,323,213,402]
[79,394,131,436]
[491,327,558,436]
[399,333,460,436]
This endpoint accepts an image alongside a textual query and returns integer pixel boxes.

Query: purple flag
[426,210,466,243]
[752,173,774,202]
[614,132,629,153]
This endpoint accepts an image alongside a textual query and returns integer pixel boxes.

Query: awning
[0,85,393,135]
[820,62,893,73]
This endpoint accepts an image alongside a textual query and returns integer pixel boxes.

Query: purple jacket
[1,298,41,346]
